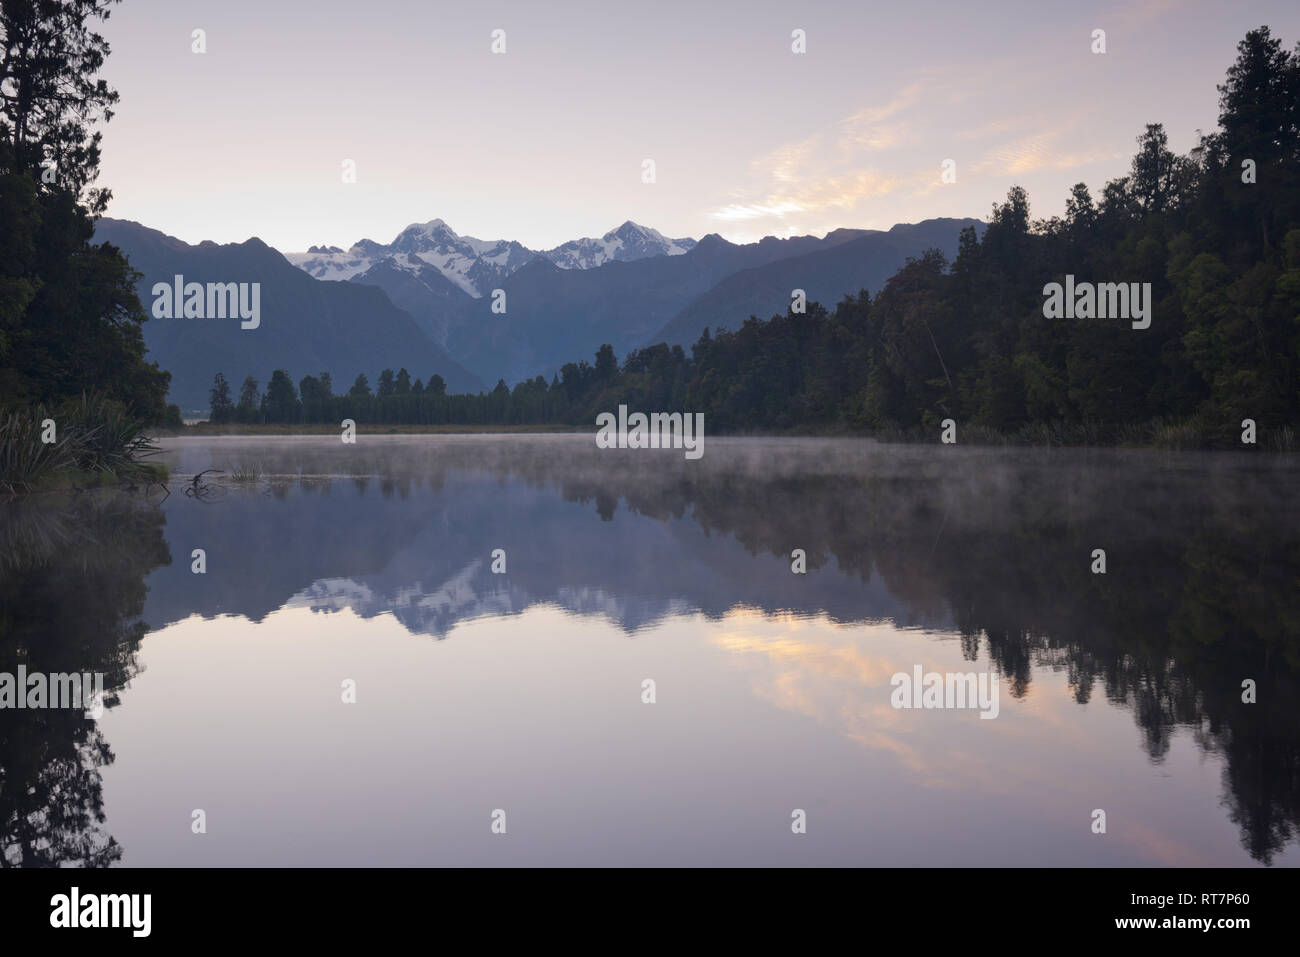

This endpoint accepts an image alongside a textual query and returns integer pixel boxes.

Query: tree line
[1,0,173,424]
[1,1,182,493]
[214,27,1299,446]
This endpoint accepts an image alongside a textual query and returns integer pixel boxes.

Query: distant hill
[95,219,483,412]
[651,218,985,347]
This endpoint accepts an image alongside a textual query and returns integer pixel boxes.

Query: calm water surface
[2,435,1297,866]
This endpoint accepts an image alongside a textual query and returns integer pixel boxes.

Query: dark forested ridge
[212,28,1298,449]
[649,218,984,349]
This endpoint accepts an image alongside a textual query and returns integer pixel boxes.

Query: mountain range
[287,219,697,295]
[95,215,983,413]
[287,216,984,384]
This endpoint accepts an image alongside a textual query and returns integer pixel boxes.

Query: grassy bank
[0,394,167,495]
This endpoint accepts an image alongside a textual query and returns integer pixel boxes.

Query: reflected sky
[5,435,1298,865]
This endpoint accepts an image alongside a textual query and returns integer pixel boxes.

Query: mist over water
[3,435,1297,865]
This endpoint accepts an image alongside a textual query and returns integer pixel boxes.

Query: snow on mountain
[285,219,696,297]
[282,246,376,282]
[383,219,535,297]
[540,221,697,270]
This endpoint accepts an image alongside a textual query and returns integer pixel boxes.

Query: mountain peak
[694,233,731,250]
[397,218,455,241]
[540,222,696,271]
[608,220,648,236]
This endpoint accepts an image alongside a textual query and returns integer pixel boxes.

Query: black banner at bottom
[0,866,1290,942]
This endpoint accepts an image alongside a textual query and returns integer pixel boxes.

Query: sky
[93,0,1300,252]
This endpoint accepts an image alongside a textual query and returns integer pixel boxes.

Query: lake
[2,434,1297,866]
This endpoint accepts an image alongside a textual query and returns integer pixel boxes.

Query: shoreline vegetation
[0,394,168,497]
[157,417,1297,453]
[2,3,175,497]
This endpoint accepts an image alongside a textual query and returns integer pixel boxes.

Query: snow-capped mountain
[285,219,696,298]
[539,221,696,270]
